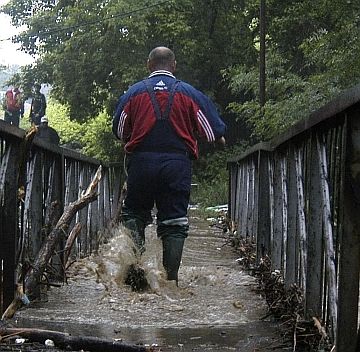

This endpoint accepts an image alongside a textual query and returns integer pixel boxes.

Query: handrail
[227,83,360,352]
[0,121,124,315]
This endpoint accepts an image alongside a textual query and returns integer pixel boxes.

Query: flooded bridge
[1,82,360,352]
[13,217,285,351]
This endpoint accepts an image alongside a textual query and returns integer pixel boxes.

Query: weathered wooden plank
[235,165,243,235]
[285,144,298,288]
[48,156,65,280]
[64,160,79,260]
[98,175,105,230]
[252,156,259,243]
[90,189,99,254]
[241,161,249,238]
[103,170,112,224]
[268,156,275,258]
[247,158,256,241]
[109,164,122,220]
[272,153,283,270]
[29,154,43,259]
[294,147,307,291]
[317,134,338,340]
[280,155,288,273]
[256,151,271,261]
[77,165,89,256]
[0,144,19,314]
[305,133,323,319]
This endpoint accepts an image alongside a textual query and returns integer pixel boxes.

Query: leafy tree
[4,0,360,155]
[224,0,360,141]
[224,48,341,140]
[1,0,255,122]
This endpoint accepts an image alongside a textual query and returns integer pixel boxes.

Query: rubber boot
[162,235,185,285]
[122,218,145,255]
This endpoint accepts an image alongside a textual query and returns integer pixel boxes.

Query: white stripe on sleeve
[117,110,127,139]
[197,109,215,142]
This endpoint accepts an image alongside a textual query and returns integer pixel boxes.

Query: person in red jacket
[3,87,24,127]
[112,46,226,285]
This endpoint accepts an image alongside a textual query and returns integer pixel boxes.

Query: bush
[192,142,247,209]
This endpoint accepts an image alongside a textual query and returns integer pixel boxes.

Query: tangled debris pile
[253,256,332,351]
[218,214,334,352]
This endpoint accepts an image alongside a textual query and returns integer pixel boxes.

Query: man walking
[112,46,226,285]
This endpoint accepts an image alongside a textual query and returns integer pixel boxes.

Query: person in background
[112,46,226,285]
[2,86,24,127]
[36,116,60,145]
[29,83,47,126]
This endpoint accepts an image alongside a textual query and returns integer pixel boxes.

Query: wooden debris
[222,217,334,351]
[2,166,103,319]
[64,222,82,268]
[113,180,127,224]
[24,166,103,300]
[247,254,332,351]
[1,285,28,321]
[0,326,150,352]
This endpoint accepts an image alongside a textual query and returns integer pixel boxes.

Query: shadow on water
[12,217,290,351]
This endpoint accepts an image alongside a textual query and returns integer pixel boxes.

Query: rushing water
[13,216,289,351]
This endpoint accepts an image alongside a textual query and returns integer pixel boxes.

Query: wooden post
[251,156,259,243]
[256,150,271,261]
[272,153,283,270]
[285,144,298,287]
[294,147,307,291]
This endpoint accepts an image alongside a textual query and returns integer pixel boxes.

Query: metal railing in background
[227,83,360,352]
[0,121,124,315]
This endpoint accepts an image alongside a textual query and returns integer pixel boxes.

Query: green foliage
[222,0,360,141]
[224,48,341,140]
[192,143,247,208]
[80,110,122,162]
[23,100,123,162]
[45,101,82,144]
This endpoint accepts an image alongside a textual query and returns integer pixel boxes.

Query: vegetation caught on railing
[227,228,333,352]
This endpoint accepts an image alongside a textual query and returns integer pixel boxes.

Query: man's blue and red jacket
[112,70,226,159]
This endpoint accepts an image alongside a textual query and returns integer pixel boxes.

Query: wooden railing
[227,83,360,352]
[0,121,124,315]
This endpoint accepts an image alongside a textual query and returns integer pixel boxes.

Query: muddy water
[13,216,289,351]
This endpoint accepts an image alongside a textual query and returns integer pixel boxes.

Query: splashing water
[70,223,167,294]
[13,218,285,351]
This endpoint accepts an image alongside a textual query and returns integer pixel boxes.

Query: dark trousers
[122,152,191,281]
[124,152,192,226]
